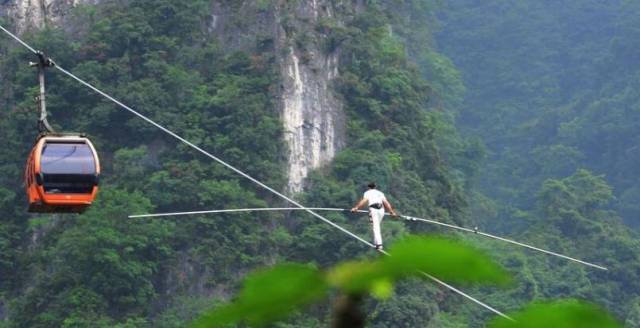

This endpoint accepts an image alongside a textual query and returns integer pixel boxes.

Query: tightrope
[130,207,607,271]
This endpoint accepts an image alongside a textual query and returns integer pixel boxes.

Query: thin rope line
[377,246,513,320]
[0,24,512,320]
[129,208,513,320]
[129,207,349,218]
[421,271,513,321]
[403,216,608,271]
[476,230,606,270]
[0,25,38,54]
[129,207,607,271]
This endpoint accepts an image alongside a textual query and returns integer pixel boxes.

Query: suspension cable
[0,24,38,53]
[0,25,54,132]
[130,207,513,319]
[0,24,512,320]
[129,207,347,218]
[405,215,608,271]
[130,207,608,271]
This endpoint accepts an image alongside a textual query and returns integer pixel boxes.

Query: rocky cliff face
[0,0,98,33]
[210,0,347,193]
[3,0,347,194]
[276,1,345,193]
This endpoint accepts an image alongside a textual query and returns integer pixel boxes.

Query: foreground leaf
[383,235,511,285]
[328,235,509,297]
[191,263,328,327]
[489,300,621,328]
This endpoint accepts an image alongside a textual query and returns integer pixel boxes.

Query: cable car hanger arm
[29,51,56,134]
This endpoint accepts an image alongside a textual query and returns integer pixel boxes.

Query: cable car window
[41,143,97,194]
[42,174,96,194]
[41,143,96,174]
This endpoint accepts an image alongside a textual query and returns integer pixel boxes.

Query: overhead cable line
[0,24,38,53]
[0,24,512,320]
[130,207,608,271]
[405,215,608,271]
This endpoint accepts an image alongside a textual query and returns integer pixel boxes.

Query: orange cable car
[23,52,101,213]
[25,134,100,213]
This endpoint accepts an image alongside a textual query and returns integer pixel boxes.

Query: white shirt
[364,189,386,206]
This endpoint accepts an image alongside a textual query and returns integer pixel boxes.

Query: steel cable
[130,207,607,270]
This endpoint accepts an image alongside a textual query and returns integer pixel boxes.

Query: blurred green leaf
[370,278,394,299]
[328,260,386,294]
[328,235,510,296]
[191,263,328,328]
[383,235,511,285]
[489,300,622,328]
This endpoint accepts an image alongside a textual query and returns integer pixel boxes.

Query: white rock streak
[7,0,46,32]
[282,46,341,193]
[283,49,305,191]
[3,0,95,33]
[279,0,345,193]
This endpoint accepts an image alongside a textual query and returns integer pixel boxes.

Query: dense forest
[0,0,638,327]
[438,0,640,227]
[436,0,640,326]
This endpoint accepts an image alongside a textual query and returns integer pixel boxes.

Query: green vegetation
[194,235,509,327]
[1,0,288,326]
[0,0,637,327]
[488,300,620,328]
[194,236,619,328]
[193,263,328,327]
[438,0,640,226]
[437,0,640,324]
[1,0,472,326]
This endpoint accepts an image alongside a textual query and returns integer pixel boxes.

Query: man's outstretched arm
[351,198,367,212]
[383,199,398,217]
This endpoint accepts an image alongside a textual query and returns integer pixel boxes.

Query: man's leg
[371,209,384,249]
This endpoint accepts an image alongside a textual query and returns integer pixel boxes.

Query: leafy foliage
[489,300,621,328]
[1,0,287,326]
[1,0,633,327]
[437,0,640,322]
[329,235,509,298]
[192,263,328,327]
[194,235,508,327]
[193,235,620,328]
